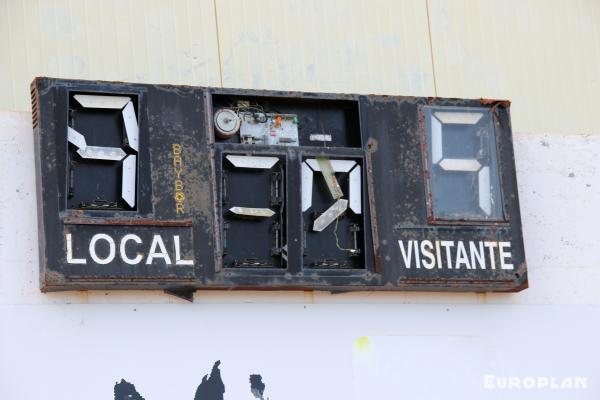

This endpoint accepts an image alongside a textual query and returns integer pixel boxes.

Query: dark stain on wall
[114,360,263,399]
[114,379,145,400]
[194,360,225,400]
[249,374,266,400]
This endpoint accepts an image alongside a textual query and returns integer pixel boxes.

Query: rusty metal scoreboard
[31,77,527,299]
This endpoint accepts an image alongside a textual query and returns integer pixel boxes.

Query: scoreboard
[31,78,527,298]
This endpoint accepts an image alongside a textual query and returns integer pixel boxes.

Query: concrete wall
[1,1,599,399]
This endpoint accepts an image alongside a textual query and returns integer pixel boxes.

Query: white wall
[1,0,600,398]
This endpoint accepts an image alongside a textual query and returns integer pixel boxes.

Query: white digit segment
[438,159,481,172]
[348,165,362,214]
[225,155,278,169]
[78,146,126,161]
[313,199,348,232]
[122,155,137,207]
[68,95,139,208]
[478,166,491,216]
[74,94,131,109]
[122,101,139,151]
[427,107,502,220]
[69,127,127,161]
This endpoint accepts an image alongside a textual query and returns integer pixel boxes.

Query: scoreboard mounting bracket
[31,77,527,295]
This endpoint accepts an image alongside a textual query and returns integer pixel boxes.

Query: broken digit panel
[33,77,527,294]
[210,90,369,279]
[220,154,287,268]
[302,157,364,269]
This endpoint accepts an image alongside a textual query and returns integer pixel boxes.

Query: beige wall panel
[428,0,600,135]
[0,0,221,111]
[215,0,435,95]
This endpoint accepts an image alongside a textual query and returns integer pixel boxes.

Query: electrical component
[214,101,299,146]
[214,108,241,139]
[239,112,299,146]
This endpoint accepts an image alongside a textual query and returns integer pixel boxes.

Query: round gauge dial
[214,108,241,138]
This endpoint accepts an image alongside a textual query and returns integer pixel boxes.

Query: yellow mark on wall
[172,144,186,214]
[354,336,372,353]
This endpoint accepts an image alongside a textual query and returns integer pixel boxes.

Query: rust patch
[418,104,436,223]
[63,216,192,227]
[480,98,511,108]
[366,137,379,153]
[365,150,381,274]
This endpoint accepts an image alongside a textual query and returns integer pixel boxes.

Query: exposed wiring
[227,102,268,123]
[333,214,355,253]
